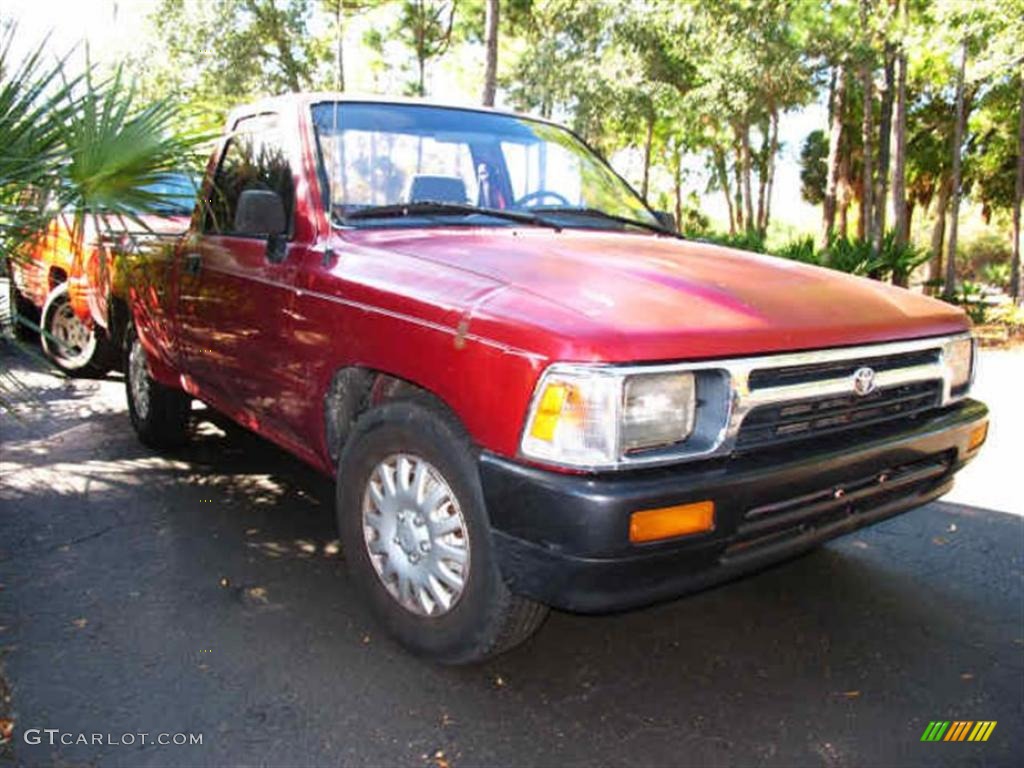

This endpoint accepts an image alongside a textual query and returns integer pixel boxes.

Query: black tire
[40,282,116,376]
[7,275,39,343]
[336,398,548,664]
[125,325,191,449]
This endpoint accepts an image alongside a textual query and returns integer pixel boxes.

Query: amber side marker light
[968,422,988,452]
[629,500,716,544]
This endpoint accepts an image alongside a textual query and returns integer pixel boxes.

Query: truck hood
[344,227,969,362]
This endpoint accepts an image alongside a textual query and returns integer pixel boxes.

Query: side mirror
[653,210,677,233]
[234,189,287,237]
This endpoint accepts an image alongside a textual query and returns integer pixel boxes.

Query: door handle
[183,252,202,276]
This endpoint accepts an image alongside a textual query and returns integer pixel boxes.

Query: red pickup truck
[124,94,988,663]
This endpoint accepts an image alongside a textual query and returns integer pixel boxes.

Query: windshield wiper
[531,206,679,237]
[339,201,562,232]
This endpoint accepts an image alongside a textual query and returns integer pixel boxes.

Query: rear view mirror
[234,189,287,237]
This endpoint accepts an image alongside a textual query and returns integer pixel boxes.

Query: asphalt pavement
[1,329,1022,767]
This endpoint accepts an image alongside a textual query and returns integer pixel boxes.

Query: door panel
[177,114,304,439]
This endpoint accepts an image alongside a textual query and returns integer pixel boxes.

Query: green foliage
[137,0,328,125]
[775,235,821,266]
[0,31,76,259]
[693,229,767,254]
[987,302,1024,332]
[981,262,1012,290]
[799,129,828,205]
[951,281,988,323]
[1,31,207,266]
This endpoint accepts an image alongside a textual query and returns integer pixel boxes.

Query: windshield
[311,102,657,230]
[142,173,197,214]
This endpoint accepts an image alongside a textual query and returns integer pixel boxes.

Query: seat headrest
[408,175,468,204]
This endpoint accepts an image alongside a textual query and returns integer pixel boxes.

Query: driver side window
[204,118,295,236]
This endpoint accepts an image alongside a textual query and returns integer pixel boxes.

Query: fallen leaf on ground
[842,690,860,698]
[961,673,974,681]
[71,618,87,629]
[932,537,948,546]
[0,718,13,743]
[219,577,231,588]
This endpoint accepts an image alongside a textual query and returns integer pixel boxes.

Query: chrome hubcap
[128,338,151,420]
[362,454,470,617]
[49,299,91,362]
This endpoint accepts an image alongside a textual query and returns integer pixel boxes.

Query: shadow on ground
[1,341,1021,768]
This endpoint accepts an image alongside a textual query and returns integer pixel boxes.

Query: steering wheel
[513,190,571,208]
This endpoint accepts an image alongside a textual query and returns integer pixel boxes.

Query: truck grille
[737,380,942,450]
[747,349,940,390]
[721,454,953,562]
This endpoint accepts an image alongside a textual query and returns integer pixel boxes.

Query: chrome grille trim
[560,332,971,470]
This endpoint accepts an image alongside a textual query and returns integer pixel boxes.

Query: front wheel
[40,282,115,376]
[125,326,191,449]
[336,399,548,664]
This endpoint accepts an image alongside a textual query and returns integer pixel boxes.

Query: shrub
[952,281,988,323]
[691,229,766,254]
[774,235,821,265]
[981,262,1011,291]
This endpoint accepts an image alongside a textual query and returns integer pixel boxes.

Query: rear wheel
[336,399,548,664]
[125,325,191,449]
[40,282,115,376]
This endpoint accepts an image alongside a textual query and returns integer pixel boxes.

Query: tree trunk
[417,54,426,96]
[1012,69,1023,304]
[873,41,895,252]
[762,108,779,235]
[930,176,951,283]
[944,39,968,301]
[740,123,755,232]
[859,63,874,246]
[335,3,345,91]
[734,145,745,231]
[822,64,847,249]
[755,119,769,233]
[672,141,683,230]
[858,0,874,247]
[839,200,849,238]
[482,0,499,106]
[641,111,655,201]
[714,147,735,235]
[891,6,909,245]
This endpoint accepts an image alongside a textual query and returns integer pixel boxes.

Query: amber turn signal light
[967,422,988,452]
[629,500,715,544]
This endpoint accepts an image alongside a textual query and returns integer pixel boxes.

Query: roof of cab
[224,92,556,133]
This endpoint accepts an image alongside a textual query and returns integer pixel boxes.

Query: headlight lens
[521,368,697,468]
[622,372,696,452]
[944,336,975,394]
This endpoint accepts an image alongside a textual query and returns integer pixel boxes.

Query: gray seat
[408,175,468,204]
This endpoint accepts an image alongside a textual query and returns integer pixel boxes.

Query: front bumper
[480,400,988,613]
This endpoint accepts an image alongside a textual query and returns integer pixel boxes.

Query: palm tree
[2,31,205,268]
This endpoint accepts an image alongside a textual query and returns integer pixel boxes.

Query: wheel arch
[323,365,466,466]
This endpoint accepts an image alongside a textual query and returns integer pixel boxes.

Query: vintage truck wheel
[336,399,548,664]
[40,282,115,376]
[125,326,191,449]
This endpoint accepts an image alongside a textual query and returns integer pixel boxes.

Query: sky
[3,0,824,233]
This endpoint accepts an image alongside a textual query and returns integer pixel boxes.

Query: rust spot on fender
[453,317,470,350]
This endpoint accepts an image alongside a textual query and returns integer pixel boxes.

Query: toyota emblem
[852,366,877,397]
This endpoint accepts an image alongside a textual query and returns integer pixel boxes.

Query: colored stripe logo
[921,721,997,742]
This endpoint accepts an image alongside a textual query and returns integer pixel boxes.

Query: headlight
[521,367,697,468]
[943,336,975,395]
